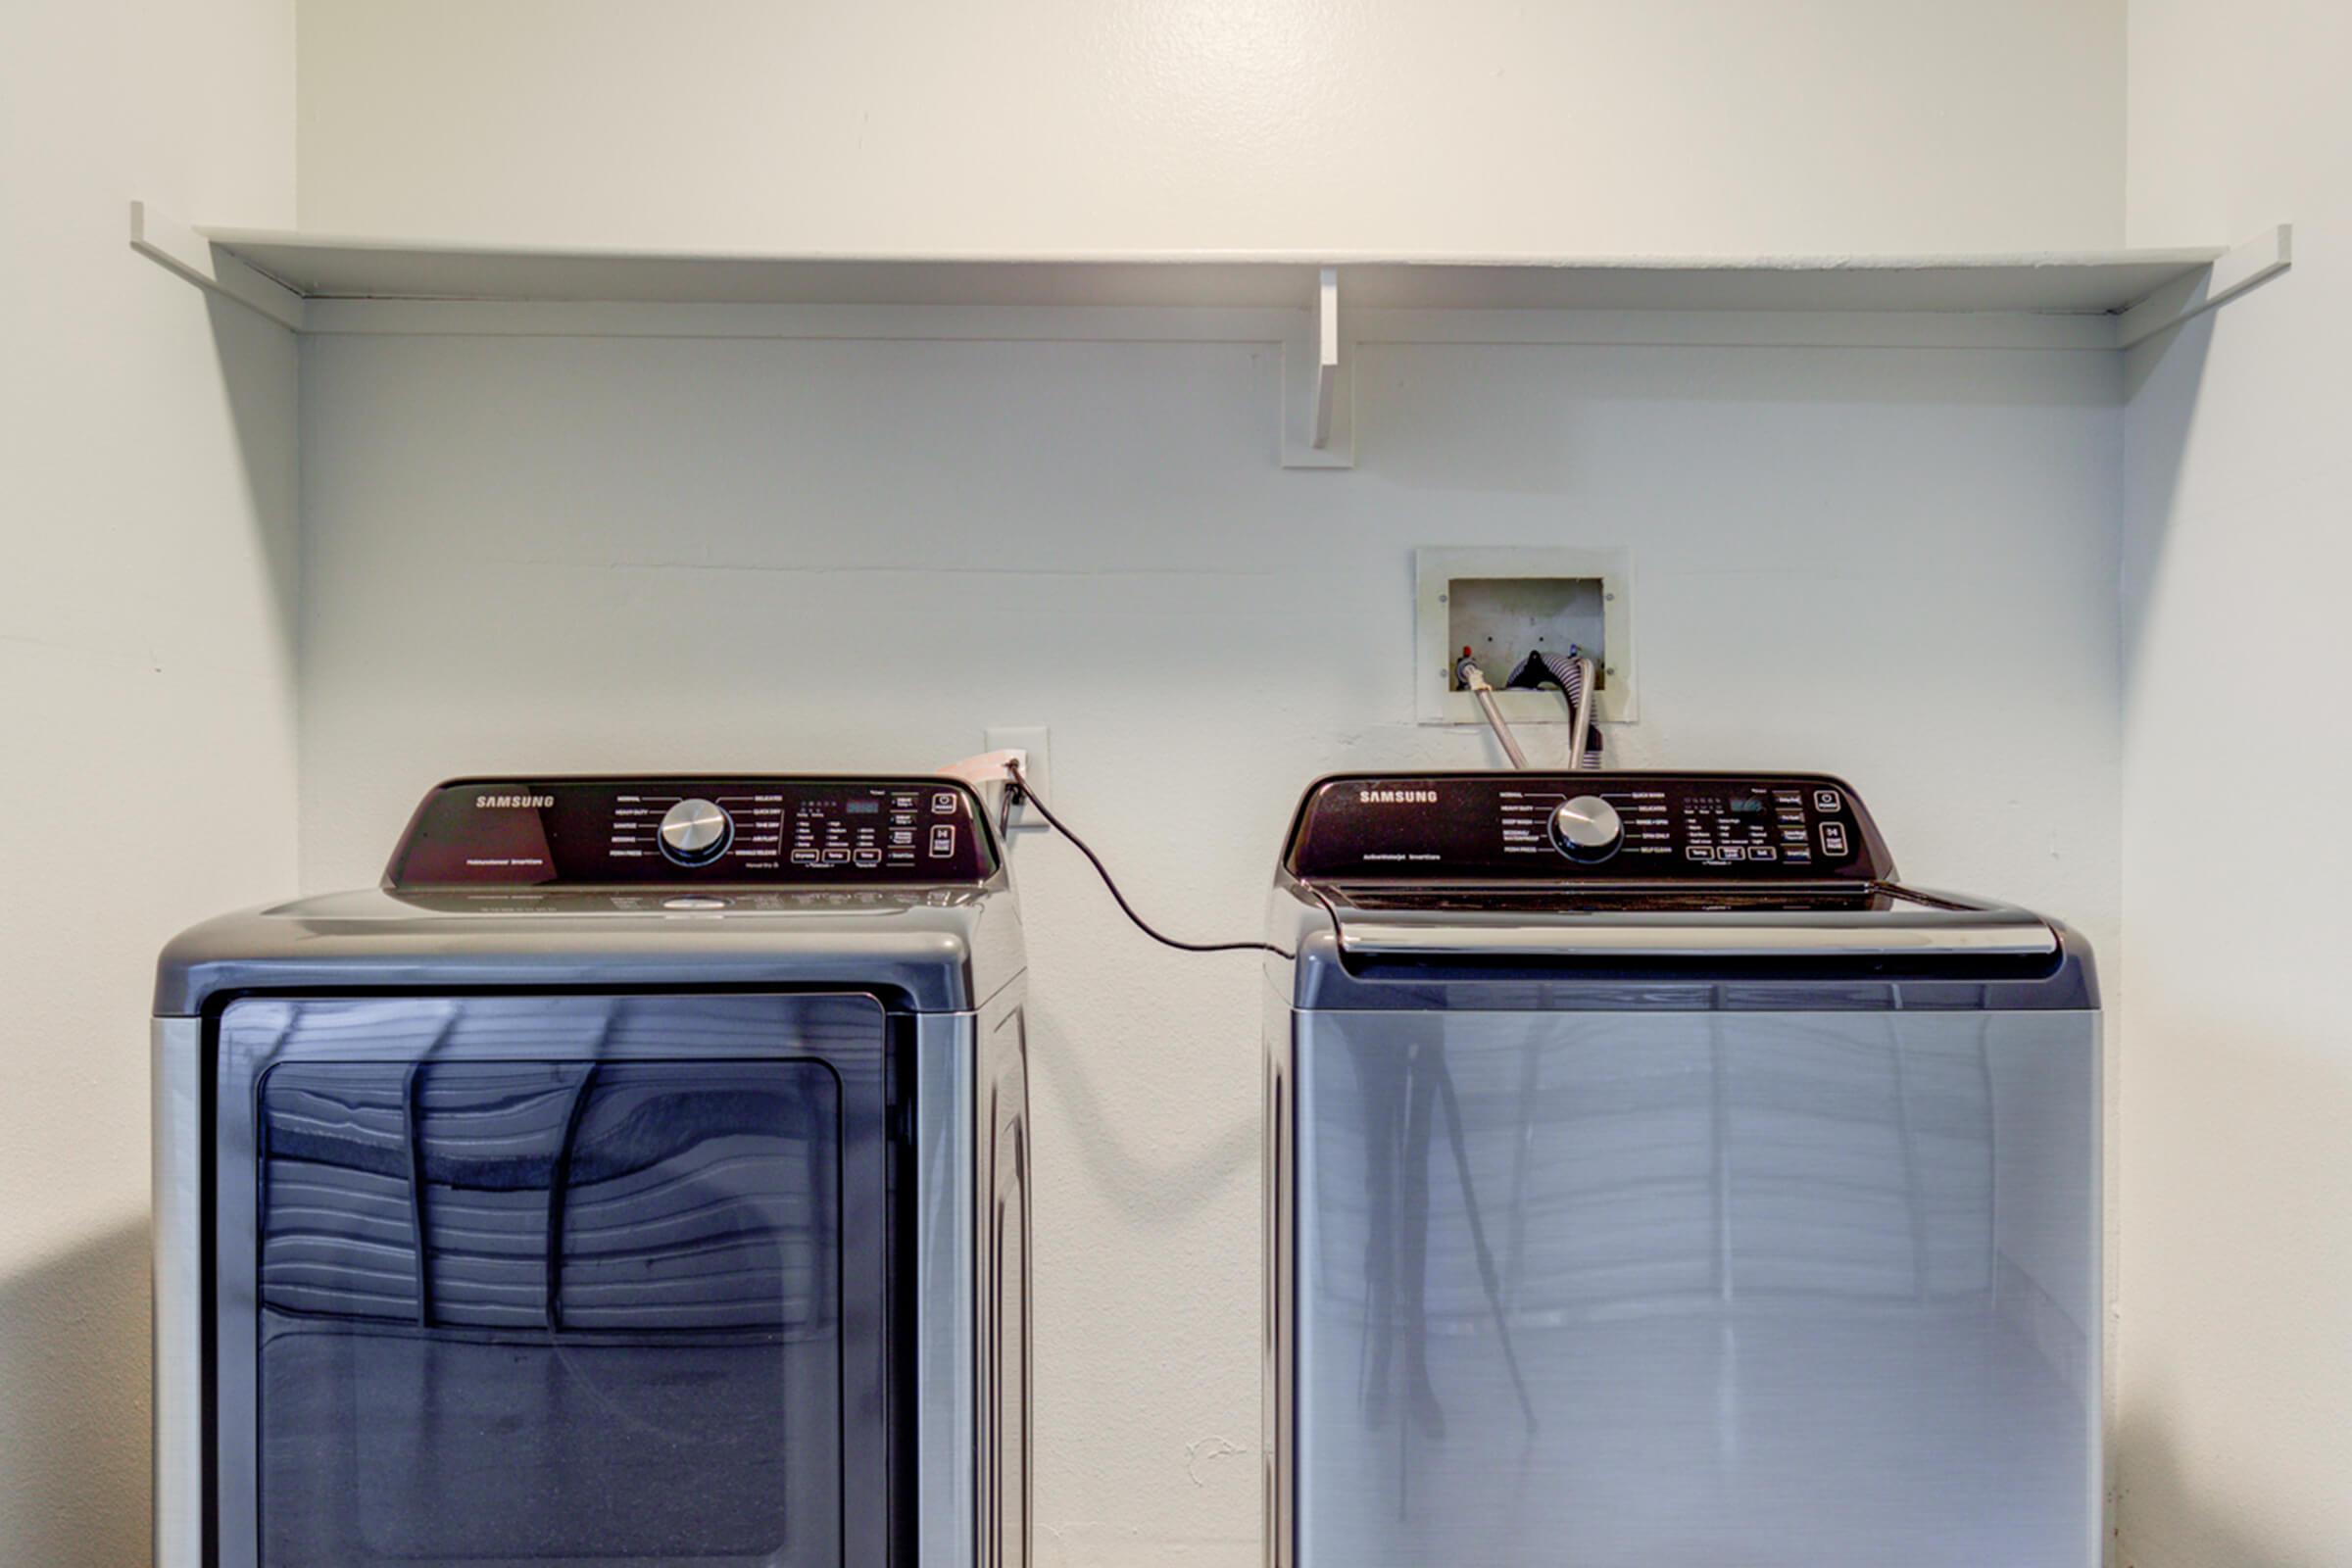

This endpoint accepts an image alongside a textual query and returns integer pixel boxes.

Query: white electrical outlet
[985,726,1053,830]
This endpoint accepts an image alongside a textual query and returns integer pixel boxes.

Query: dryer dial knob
[659,799,733,865]
[1550,795,1623,862]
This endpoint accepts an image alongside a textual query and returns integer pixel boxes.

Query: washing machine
[1263,771,2100,1567]
[154,775,1031,1568]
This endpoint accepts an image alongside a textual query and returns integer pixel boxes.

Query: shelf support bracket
[1282,267,1352,467]
[128,200,307,332]
[2116,223,2291,349]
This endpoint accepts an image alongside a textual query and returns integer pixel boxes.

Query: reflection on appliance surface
[1344,1035,1536,1443]
[1302,1010,2095,1567]
[255,1057,841,1565]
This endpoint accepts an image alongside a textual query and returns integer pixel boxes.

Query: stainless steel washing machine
[154,775,1031,1568]
[1263,771,2100,1567]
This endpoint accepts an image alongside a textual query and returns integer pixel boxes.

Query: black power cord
[1004,760,1293,958]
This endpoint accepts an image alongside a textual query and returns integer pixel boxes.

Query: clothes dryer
[155,775,1031,1568]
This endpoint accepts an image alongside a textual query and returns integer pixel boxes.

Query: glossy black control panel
[388,777,999,888]
[1284,772,1890,882]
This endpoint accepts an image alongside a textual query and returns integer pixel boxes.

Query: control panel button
[930,824,957,858]
[931,792,960,816]
[1548,796,1624,863]
[659,799,733,866]
[1819,821,1849,857]
[1813,788,1841,811]
[1751,845,1776,861]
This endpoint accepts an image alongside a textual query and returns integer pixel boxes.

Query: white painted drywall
[2116,2,2352,1562]
[292,0,2125,256]
[0,1,298,1562]
[297,322,2126,1563]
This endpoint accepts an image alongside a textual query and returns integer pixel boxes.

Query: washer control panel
[1285,772,1888,882]
[388,776,998,888]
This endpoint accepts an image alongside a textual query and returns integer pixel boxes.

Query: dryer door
[213,993,896,1568]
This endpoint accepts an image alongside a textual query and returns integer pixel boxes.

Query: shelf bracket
[1282,267,1352,467]
[2116,223,2291,349]
[128,200,306,332]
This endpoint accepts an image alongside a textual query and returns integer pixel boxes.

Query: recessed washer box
[1415,547,1637,726]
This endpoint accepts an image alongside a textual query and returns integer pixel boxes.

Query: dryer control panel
[1285,772,1892,883]
[388,776,1000,888]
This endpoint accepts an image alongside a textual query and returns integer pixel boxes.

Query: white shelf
[130,203,2288,467]
[142,209,2238,320]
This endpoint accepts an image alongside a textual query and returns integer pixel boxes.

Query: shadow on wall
[2118,314,2214,687]
[1029,1001,1258,1225]
[2111,1400,2318,1568]
[0,1219,152,1565]
[208,291,304,660]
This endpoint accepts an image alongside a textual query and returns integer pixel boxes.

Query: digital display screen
[845,800,880,814]
[1730,795,1765,813]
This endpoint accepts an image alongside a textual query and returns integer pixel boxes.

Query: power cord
[1004,759,1294,959]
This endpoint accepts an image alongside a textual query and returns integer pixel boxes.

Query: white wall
[0,0,298,1561]
[294,0,2126,257]
[0,2,2194,1560]
[298,320,2126,1564]
[2117,2,2352,1562]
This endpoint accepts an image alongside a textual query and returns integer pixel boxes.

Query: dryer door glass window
[216,995,892,1568]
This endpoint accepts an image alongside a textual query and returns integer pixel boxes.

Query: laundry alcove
[12,3,2338,1560]
[131,218,2233,1564]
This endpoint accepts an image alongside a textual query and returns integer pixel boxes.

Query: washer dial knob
[659,799,733,866]
[1549,795,1624,862]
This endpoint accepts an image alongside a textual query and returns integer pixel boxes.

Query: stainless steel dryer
[154,775,1032,1568]
[1263,771,2100,1568]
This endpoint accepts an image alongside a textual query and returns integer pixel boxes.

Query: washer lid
[1273,886,2092,1010]
[1319,884,2059,960]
